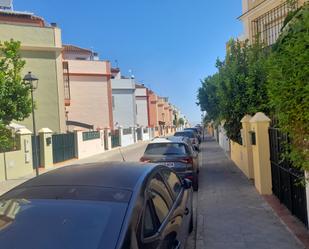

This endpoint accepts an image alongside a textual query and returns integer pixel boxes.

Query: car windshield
[184,128,198,133]
[174,132,194,138]
[0,186,131,249]
[145,143,188,155]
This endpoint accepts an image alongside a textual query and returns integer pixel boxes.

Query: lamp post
[23,72,39,176]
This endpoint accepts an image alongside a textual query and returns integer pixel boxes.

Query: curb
[195,141,205,249]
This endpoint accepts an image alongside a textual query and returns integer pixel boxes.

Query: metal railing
[251,1,298,46]
[82,131,100,141]
[269,127,308,227]
[63,61,71,101]
[123,128,132,135]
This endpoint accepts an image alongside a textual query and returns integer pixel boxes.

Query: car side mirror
[183,179,192,189]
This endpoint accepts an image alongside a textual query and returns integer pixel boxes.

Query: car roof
[150,136,189,144]
[12,162,157,191]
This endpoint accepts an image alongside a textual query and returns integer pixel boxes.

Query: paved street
[194,138,304,249]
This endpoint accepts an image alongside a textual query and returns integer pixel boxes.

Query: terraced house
[62,45,113,131]
[239,0,307,45]
[0,9,66,132]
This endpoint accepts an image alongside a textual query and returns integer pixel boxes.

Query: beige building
[63,45,113,131]
[239,0,307,45]
[0,10,66,132]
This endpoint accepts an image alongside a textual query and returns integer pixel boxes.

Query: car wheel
[193,174,199,191]
[189,211,194,234]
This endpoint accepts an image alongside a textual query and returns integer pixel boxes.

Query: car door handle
[184,208,189,216]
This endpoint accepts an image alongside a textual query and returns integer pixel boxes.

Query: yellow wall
[0,154,5,182]
[0,131,33,181]
[230,141,250,177]
[0,24,65,133]
[2,150,33,180]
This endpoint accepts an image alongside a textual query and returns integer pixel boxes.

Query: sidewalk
[0,141,148,196]
[196,138,305,249]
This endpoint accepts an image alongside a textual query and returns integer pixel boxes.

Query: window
[151,191,169,224]
[143,201,156,237]
[112,96,115,109]
[148,174,173,225]
[145,143,188,156]
[174,132,194,138]
[251,1,298,46]
[161,170,182,197]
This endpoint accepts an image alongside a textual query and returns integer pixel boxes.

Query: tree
[267,4,309,170]
[0,40,32,152]
[178,118,185,126]
[197,39,269,143]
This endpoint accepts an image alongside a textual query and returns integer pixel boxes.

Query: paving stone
[195,139,304,249]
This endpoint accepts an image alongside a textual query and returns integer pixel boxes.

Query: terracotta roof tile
[63,45,92,54]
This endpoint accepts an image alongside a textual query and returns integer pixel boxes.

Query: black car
[184,128,201,143]
[141,137,199,191]
[0,162,193,249]
[174,130,200,150]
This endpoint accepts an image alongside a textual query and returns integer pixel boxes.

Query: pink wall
[148,91,159,128]
[67,75,110,130]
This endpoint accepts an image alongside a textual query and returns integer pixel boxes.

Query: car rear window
[145,143,188,155]
[0,186,131,249]
[174,132,194,138]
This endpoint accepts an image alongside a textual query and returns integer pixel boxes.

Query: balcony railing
[251,1,298,46]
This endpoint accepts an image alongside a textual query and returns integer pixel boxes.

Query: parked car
[174,130,200,150]
[0,162,193,249]
[184,128,202,143]
[140,136,199,191]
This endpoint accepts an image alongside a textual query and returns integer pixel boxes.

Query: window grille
[251,1,298,46]
[63,61,71,101]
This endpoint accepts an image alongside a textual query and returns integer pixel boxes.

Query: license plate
[164,162,175,167]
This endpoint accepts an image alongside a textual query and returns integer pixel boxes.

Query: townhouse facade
[0,10,66,132]
[62,45,113,131]
[239,0,307,45]
[111,69,137,128]
[135,84,149,127]
[148,90,159,128]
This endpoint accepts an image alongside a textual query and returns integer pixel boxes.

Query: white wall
[121,133,135,147]
[76,131,105,159]
[218,125,230,152]
[142,128,150,141]
[136,87,149,127]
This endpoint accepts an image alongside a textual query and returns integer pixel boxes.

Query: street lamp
[23,72,39,176]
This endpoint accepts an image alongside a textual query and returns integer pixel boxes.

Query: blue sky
[14,0,243,124]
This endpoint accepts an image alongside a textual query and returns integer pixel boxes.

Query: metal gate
[269,127,308,227]
[111,130,120,148]
[52,133,76,164]
[31,135,41,169]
